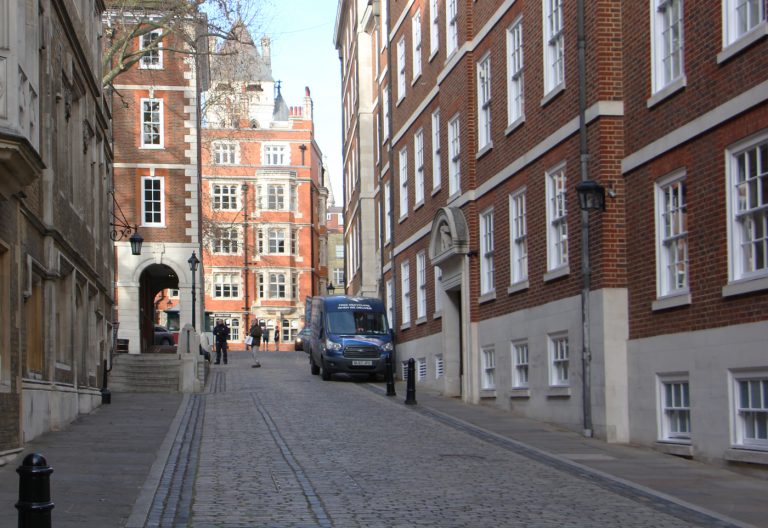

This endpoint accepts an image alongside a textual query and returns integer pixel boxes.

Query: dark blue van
[307,295,393,380]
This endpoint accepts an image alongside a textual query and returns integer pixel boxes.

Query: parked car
[294,327,311,352]
[154,325,174,346]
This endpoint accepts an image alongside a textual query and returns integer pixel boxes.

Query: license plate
[352,360,373,366]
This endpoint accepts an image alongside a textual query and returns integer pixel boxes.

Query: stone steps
[109,354,182,393]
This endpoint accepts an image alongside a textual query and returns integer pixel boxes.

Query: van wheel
[321,360,332,381]
[310,357,320,375]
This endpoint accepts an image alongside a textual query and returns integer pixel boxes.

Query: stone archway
[138,264,179,353]
[428,207,471,399]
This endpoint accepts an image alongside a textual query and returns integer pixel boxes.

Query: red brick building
[622,1,768,468]
[109,14,207,354]
[337,0,768,471]
[201,28,328,348]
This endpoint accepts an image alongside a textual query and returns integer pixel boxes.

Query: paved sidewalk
[0,354,766,527]
[0,393,184,528]
[380,382,768,528]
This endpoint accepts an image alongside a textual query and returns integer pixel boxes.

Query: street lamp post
[188,251,200,330]
[576,179,606,438]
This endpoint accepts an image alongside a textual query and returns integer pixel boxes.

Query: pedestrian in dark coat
[213,319,230,364]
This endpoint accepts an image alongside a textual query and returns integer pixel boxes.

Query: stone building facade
[0,0,113,456]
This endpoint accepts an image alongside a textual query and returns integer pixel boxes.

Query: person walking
[213,319,230,365]
[262,326,270,351]
[249,321,262,368]
[274,324,280,351]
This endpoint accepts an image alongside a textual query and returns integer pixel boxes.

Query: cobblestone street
[152,351,737,528]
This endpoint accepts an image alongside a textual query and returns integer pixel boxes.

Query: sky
[260,0,343,204]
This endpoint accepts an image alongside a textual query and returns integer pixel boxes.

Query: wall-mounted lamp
[575,180,606,211]
[109,190,143,255]
[326,282,335,295]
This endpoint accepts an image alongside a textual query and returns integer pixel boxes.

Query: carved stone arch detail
[428,207,469,265]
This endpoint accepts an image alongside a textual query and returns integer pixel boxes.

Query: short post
[404,358,417,405]
[16,453,54,528]
[101,359,111,404]
[385,355,396,397]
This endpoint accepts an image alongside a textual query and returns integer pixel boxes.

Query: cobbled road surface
[163,351,713,528]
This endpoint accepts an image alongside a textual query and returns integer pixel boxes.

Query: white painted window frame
[480,208,495,295]
[542,0,564,95]
[446,0,458,56]
[477,53,492,150]
[482,346,496,390]
[140,98,164,148]
[512,341,529,389]
[545,164,568,271]
[416,251,427,319]
[213,271,242,299]
[412,9,422,80]
[730,369,768,449]
[415,129,425,205]
[212,183,239,211]
[651,0,685,94]
[655,171,689,298]
[430,0,440,57]
[448,114,461,196]
[657,374,691,442]
[721,0,767,58]
[401,261,411,326]
[432,109,442,191]
[510,188,528,285]
[726,131,768,285]
[399,147,409,219]
[139,29,163,69]
[141,176,164,226]
[507,17,525,126]
[397,36,407,102]
[548,333,569,387]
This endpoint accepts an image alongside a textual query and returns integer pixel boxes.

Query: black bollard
[385,354,396,397]
[101,359,111,404]
[404,358,417,405]
[16,453,54,528]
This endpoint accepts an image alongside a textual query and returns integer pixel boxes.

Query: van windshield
[327,311,389,335]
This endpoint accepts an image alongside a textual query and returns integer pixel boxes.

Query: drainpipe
[577,0,593,438]
[384,5,398,370]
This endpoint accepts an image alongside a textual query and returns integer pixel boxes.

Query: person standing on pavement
[213,319,230,365]
[274,324,280,351]
[262,326,270,350]
[249,321,262,368]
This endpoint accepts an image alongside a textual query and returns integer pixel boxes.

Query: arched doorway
[138,264,179,353]
[429,207,471,399]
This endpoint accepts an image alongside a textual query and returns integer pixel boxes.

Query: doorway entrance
[138,264,179,353]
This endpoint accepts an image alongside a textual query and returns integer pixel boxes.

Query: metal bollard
[404,358,417,405]
[16,453,54,528]
[101,359,111,404]
[385,354,397,397]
